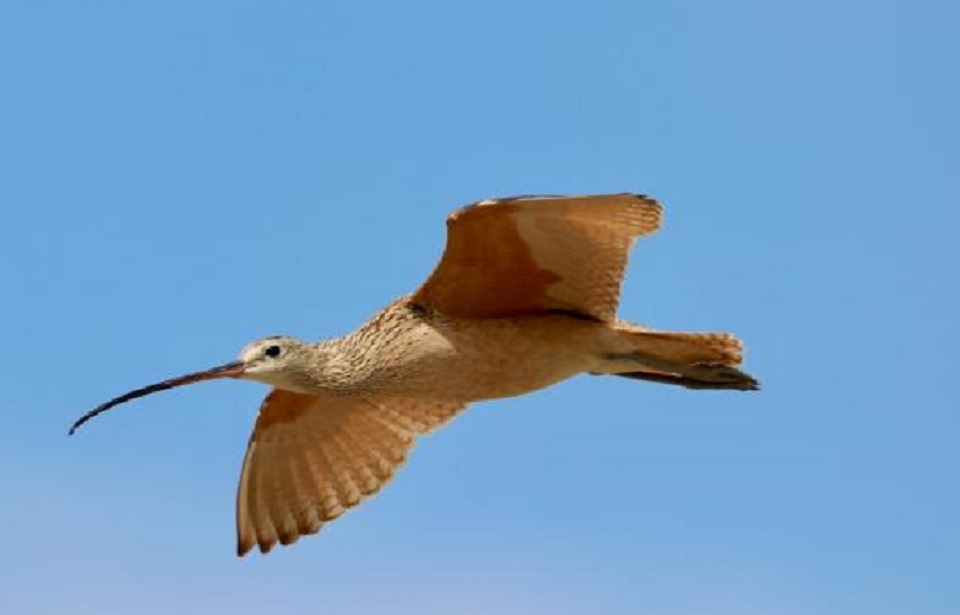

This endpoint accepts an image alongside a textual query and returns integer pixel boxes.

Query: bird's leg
[597,353,759,391]
[602,370,758,390]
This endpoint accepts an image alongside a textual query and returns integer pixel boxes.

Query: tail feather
[617,329,744,365]
[597,324,759,391]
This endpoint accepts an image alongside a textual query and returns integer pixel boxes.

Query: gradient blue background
[2,1,957,613]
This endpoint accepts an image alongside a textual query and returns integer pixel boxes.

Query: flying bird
[70,193,758,556]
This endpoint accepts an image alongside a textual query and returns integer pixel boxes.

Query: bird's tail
[593,323,759,391]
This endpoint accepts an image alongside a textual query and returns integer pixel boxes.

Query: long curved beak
[69,361,247,436]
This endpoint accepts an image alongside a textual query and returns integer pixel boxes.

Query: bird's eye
[264,345,282,358]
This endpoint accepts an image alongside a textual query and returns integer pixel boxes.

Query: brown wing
[236,389,467,556]
[411,193,662,321]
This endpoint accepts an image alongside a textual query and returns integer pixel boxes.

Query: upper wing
[236,389,467,556]
[410,193,662,321]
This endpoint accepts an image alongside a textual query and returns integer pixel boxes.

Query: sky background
[2,1,958,613]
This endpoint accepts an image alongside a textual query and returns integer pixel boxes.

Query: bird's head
[234,336,318,389]
[68,335,319,435]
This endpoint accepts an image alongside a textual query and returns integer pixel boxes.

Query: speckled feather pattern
[412,194,662,320]
[233,193,757,556]
[237,389,465,555]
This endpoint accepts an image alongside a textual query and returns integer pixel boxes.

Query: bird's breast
[341,309,604,401]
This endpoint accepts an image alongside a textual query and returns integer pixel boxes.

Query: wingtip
[236,540,253,557]
[235,531,307,557]
[236,534,259,557]
[627,194,663,233]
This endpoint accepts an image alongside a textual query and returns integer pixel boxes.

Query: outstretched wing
[236,389,467,556]
[411,193,662,321]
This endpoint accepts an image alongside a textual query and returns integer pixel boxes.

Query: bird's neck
[288,339,370,395]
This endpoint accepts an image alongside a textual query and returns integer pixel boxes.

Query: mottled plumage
[70,193,758,557]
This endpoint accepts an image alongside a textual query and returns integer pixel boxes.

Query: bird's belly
[365,314,604,401]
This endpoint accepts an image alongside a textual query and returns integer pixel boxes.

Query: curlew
[70,193,758,556]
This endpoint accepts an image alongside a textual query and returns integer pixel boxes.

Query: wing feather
[236,389,467,556]
[411,193,662,321]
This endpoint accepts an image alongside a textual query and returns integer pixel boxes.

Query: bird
[69,193,758,556]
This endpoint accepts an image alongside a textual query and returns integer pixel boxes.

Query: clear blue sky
[2,1,957,613]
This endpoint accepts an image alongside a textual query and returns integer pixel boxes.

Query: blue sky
[2,1,958,613]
